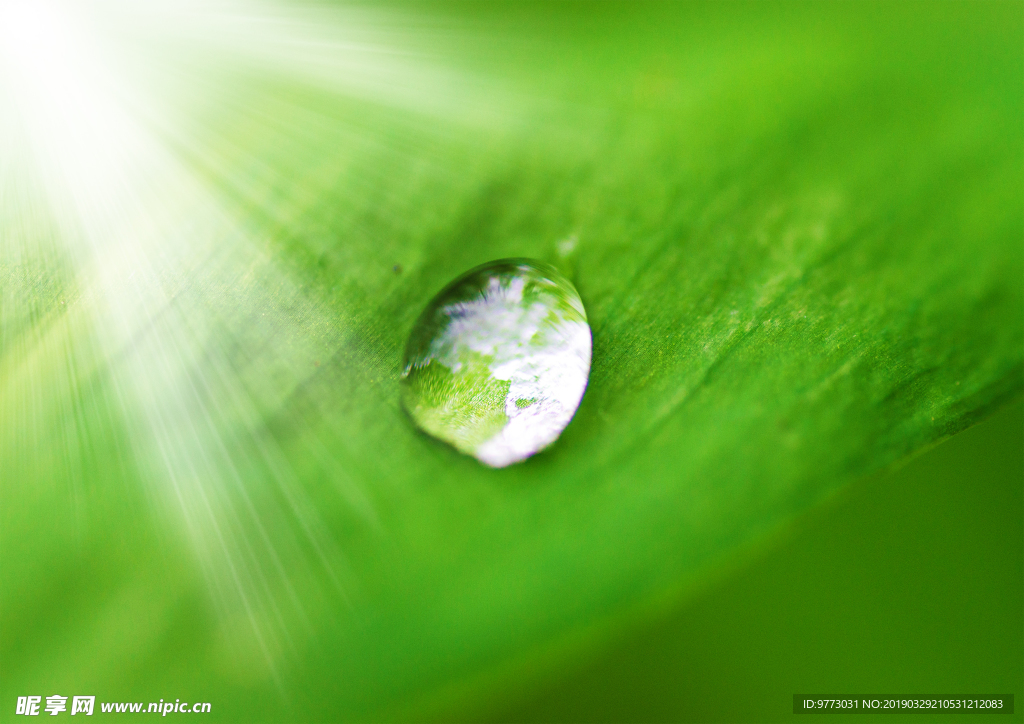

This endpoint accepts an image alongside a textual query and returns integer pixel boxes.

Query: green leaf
[1,1,1020,721]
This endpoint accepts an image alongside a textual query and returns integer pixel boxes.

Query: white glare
[1,0,492,678]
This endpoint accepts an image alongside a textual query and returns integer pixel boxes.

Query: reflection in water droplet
[401,258,592,468]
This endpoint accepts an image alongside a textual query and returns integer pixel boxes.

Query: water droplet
[401,258,591,468]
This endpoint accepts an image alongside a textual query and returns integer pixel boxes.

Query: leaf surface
[1,1,1021,720]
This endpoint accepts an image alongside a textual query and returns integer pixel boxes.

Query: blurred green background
[500,400,1023,723]
[1,0,1021,721]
